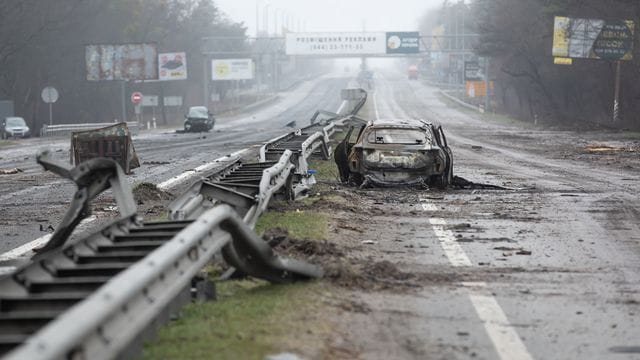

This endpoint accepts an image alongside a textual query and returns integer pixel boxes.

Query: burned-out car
[335,119,453,187]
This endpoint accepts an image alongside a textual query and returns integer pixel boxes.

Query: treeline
[422,0,640,128]
[0,0,246,130]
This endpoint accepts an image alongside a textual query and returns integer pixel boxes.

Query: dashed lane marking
[421,200,534,360]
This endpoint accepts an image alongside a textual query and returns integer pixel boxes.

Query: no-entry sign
[131,92,143,104]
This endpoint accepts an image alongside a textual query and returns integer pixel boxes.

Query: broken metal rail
[169,150,295,227]
[0,151,321,359]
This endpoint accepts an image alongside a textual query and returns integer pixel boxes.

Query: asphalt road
[0,74,348,255]
[332,70,640,359]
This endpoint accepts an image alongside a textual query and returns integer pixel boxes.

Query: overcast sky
[215,0,443,36]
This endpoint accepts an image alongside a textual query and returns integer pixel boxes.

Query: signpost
[41,86,59,126]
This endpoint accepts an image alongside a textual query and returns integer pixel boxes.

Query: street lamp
[274,8,283,36]
[262,3,272,35]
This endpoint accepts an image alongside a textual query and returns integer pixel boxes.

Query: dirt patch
[133,182,174,204]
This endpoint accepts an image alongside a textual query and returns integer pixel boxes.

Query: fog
[215,0,443,35]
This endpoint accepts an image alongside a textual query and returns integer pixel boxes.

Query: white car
[1,117,30,139]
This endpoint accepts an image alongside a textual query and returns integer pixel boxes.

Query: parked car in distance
[184,106,214,132]
[335,119,453,188]
[1,117,30,139]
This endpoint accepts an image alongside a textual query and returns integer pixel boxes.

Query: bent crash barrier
[0,149,322,359]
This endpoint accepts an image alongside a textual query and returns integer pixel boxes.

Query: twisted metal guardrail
[3,205,321,360]
[40,122,141,138]
[169,150,296,227]
[0,150,320,359]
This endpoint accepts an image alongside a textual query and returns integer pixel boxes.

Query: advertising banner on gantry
[553,16,635,61]
[286,32,387,55]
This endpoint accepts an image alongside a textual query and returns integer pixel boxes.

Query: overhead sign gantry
[285,32,420,56]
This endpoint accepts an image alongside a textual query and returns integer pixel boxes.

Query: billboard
[159,52,187,81]
[553,17,635,61]
[386,32,420,54]
[86,43,158,81]
[286,32,387,56]
[211,59,254,80]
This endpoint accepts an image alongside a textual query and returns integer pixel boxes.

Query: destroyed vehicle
[184,106,215,132]
[335,119,453,187]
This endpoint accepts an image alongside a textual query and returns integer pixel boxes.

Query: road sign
[163,96,182,107]
[41,86,59,104]
[131,92,143,104]
[142,95,158,107]
[386,32,420,54]
[464,61,482,81]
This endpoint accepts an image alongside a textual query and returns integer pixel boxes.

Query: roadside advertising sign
[385,32,420,54]
[211,59,254,80]
[465,81,494,98]
[159,52,187,80]
[286,32,387,55]
[553,17,635,61]
[86,43,158,81]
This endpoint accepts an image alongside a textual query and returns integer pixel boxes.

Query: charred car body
[335,119,453,187]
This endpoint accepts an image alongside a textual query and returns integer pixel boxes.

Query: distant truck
[408,65,419,80]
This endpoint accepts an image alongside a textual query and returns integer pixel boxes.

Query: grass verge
[142,280,331,360]
[143,190,334,359]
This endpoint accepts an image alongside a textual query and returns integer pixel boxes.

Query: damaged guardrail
[169,150,296,227]
[3,205,321,360]
[40,122,141,138]
[0,150,321,359]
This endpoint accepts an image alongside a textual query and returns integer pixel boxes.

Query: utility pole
[613,60,621,121]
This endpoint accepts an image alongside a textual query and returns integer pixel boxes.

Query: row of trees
[0,0,247,131]
[421,0,640,128]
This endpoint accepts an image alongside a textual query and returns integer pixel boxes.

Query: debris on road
[0,168,22,174]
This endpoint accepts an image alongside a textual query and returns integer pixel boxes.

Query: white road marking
[420,200,534,360]
[336,100,348,115]
[373,90,381,120]
[428,218,472,267]
[157,149,249,191]
[0,215,97,262]
[465,282,534,360]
